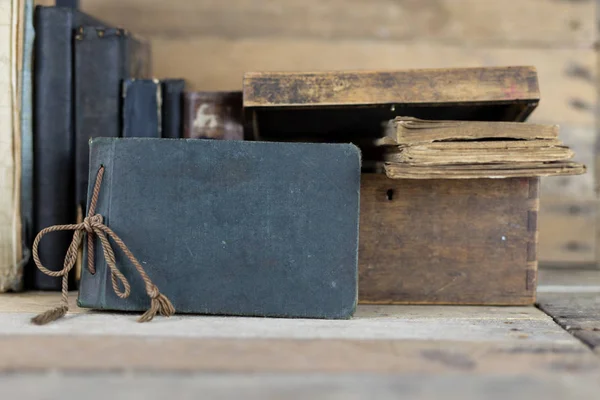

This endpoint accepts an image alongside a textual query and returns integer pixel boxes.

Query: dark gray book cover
[31,6,106,290]
[122,79,162,138]
[74,27,151,216]
[161,79,185,139]
[78,138,361,319]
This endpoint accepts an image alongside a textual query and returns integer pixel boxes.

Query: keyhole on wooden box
[387,189,394,201]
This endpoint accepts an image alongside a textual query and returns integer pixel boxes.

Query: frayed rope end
[137,293,175,323]
[31,305,68,325]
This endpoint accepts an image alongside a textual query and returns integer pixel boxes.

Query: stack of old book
[13,4,244,292]
[0,6,589,319]
[379,117,585,179]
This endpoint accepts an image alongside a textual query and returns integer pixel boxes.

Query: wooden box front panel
[359,175,539,305]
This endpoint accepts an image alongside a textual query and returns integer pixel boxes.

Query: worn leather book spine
[161,79,185,138]
[30,7,104,290]
[74,27,151,213]
[183,91,244,140]
[122,79,162,138]
[78,138,360,319]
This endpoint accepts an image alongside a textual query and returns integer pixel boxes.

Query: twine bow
[31,166,175,325]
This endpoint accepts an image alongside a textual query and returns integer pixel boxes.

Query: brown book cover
[383,117,559,145]
[384,161,586,179]
[183,91,243,140]
[389,141,574,165]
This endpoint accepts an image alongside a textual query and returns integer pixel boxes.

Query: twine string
[31,166,175,325]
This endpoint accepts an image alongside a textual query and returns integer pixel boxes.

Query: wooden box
[243,67,540,141]
[359,174,539,305]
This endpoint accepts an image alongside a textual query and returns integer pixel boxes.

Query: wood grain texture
[0,293,569,342]
[78,0,596,47]
[150,39,595,127]
[0,293,594,373]
[537,292,600,354]
[243,67,539,109]
[1,335,597,374]
[538,197,597,265]
[539,268,600,289]
[0,291,84,313]
[359,175,538,305]
[4,372,600,400]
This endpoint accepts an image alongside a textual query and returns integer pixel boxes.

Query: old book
[77,138,360,319]
[384,161,587,179]
[0,0,20,291]
[243,67,540,140]
[31,6,106,290]
[74,27,151,213]
[14,0,33,292]
[183,91,244,140]
[389,141,574,165]
[161,79,185,139]
[122,79,161,138]
[382,117,559,145]
[359,174,539,305]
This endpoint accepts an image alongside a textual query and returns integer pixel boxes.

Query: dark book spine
[122,79,162,138]
[161,79,185,138]
[182,91,244,140]
[56,0,79,8]
[74,27,151,213]
[31,7,76,290]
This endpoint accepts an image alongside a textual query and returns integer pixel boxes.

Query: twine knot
[83,214,103,233]
[31,166,175,325]
[148,285,160,299]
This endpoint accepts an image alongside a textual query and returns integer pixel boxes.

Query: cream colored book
[381,117,559,146]
[0,0,23,291]
[385,161,587,179]
[388,140,574,165]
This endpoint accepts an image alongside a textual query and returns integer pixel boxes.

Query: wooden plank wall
[37,0,598,266]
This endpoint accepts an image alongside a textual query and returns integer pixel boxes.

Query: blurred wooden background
[37,0,598,267]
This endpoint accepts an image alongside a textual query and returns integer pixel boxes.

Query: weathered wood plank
[78,0,596,47]
[0,291,84,313]
[538,268,600,290]
[245,67,541,139]
[0,335,596,374]
[537,292,600,354]
[0,293,570,342]
[0,307,570,342]
[0,372,600,400]
[4,372,600,400]
[150,39,595,126]
[359,175,538,305]
[537,126,594,265]
[0,294,594,373]
[538,197,597,265]
[243,67,539,114]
